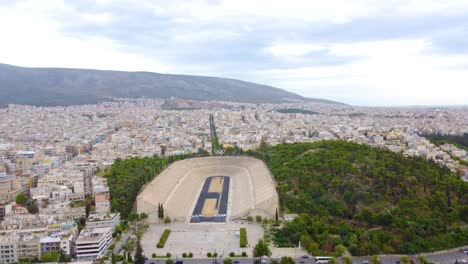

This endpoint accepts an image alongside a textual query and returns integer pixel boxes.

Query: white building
[75,227,112,260]
[0,236,17,263]
[86,212,120,230]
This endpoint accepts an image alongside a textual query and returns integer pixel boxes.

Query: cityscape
[0,99,467,263]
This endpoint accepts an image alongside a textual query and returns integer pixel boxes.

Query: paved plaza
[141,221,264,258]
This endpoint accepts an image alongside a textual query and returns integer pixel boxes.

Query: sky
[0,0,468,106]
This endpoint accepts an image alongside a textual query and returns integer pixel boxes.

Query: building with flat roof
[0,173,17,201]
[0,235,18,264]
[86,212,120,230]
[94,194,110,213]
[75,227,112,261]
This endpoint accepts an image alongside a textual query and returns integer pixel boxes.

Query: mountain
[0,63,341,106]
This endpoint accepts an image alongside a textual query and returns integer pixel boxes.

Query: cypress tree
[133,235,146,264]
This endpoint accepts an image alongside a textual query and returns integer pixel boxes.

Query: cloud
[0,2,167,72]
[0,0,468,105]
[258,39,468,105]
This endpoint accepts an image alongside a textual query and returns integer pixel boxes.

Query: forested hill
[247,141,468,255]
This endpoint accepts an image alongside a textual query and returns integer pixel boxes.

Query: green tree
[372,255,380,264]
[400,256,409,264]
[417,255,431,264]
[16,192,27,205]
[275,208,279,222]
[123,238,136,255]
[280,256,295,264]
[253,240,272,260]
[27,200,39,214]
[335,244,347,257]
[329,258,337,264]
[133,235,146,264]
[344,256,352,264]
[40,251,59,262]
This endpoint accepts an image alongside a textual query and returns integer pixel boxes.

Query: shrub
[207,252,212,258]
[164,216,171,224]
[241,252,247,257]
[213,253,218,258]
[182,253,187,258]
[166,253,171,258]
[256,215,262,223]
[280,256,296,264]
[247,216,254,222]
[188,252,193,258]
[240,228,248,247]
[157,229,171,248]
[229,252,235,257]
[166,259,174,264]
[224,258,233,264]
[152,253,157,258]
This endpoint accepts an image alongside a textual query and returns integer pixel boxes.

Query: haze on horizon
[0,0,467,106]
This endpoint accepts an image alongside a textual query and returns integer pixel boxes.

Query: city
[0,99,467,263]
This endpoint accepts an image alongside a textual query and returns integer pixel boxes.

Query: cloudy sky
[1,0,468,106]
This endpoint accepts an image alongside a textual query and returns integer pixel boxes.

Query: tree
[111,253,117,264]
[40,251,59,262]
[275,208,279,222]
[123,238,136,255]
[372,255,380,264]
[417,255,430,264]
[27,200,39,214]
[16,192,27,205]
[280,256,295,264]
[133,235,146,264]
[400,256,409,264]
[128,213,140,222]
[329,258,337,264]
[161,204,165,219]
[335,244,347,257]
[253,240,272,260]
[59,251,70,262]
[140,212,148,221]
[344,256,352,264]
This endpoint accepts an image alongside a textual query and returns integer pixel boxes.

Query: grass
[240,228,248,248]
[156,229,171,248]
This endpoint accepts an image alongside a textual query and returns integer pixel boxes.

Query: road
[113,226,136,255]
[144,249,468,264]
[146,257,314,264]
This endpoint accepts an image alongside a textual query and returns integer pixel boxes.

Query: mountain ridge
[0,63,342,106]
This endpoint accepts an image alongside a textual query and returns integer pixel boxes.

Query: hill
[246,141,468,255]
[0,63,341,106]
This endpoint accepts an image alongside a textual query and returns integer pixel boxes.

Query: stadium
[137,156,279,223]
